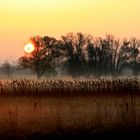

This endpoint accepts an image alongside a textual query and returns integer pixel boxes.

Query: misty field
[0,79,140,139]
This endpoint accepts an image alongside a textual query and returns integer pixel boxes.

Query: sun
[24,43,35,53]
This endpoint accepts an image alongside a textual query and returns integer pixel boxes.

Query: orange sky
[0,0,140,63]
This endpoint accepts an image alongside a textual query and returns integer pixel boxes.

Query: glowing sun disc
[24,43,35,53]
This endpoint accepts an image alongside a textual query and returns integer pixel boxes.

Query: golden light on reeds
[24,43,35,53]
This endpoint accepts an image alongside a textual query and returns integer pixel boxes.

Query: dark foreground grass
[0,95,139,140]
[1,128,140,140]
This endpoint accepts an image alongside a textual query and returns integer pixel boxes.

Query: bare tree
[85,35,130,78]
[18,35,61,79]
[127,38,140,78]
[18,33,140,79]
[61,32,87,78]
[1,60,14,79]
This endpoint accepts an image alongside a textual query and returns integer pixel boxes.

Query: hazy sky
[0,0,140,63]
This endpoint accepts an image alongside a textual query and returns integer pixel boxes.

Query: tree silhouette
[127,38,140,78]
[61,32,86,78]
[1,60,14,79]
[83,35,132,78]
[18,35,61,79]
[17,33,140,79]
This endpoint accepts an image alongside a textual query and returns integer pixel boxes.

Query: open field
[0,79,140,139]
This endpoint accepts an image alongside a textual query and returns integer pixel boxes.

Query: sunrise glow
[0,0,140,61]
[24,43,35,53]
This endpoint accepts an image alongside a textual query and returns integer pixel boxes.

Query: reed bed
[0,78,139,96]
[0,79,140,139]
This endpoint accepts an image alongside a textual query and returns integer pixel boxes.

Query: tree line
[5,33,140,79]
